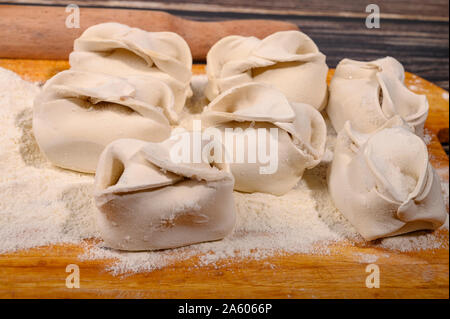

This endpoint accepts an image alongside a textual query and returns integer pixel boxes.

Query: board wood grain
[0,4,298,61]
[0,59,448,299]
[11,0,450,20]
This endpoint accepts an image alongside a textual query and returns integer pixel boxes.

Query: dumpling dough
[94,137,236,251]
[202,83,326,195]
[33,70,173,173]
[328,117,447,241]
[327,57,429,136]
[69,22,193,121]
[205,31,328,110]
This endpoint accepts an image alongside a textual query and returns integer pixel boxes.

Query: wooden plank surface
[0,5,298,61]
[2,2,448,90]
[0,242,448,299]
[0,59,448,299]
[10,0,450,19]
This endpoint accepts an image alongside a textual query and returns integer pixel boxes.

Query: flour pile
[0,67,448,275]
[0,68,99,253]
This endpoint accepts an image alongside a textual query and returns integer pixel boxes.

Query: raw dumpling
[327,57,429,136]
[33,70,173,173]
[205,31,328,110]
[69,22,193,121]
[94,137,236,251]
[328,117,447,241]
[202,83,326,195]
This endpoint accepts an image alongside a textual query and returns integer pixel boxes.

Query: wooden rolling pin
[0,4,299,61]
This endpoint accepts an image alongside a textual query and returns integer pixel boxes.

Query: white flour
[0,67,99,253]
[353,252,380,264]
[0,67,448,275]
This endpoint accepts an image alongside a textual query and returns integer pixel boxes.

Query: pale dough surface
[328,117,447,240]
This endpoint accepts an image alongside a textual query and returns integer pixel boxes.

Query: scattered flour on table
[0,67,448,275]
[441,182,449,207]
[353,252,379,264]
[423,128,432,145]
[0,67,99,253]
[378,223,449,252]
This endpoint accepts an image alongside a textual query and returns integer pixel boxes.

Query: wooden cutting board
[0,59,448,299]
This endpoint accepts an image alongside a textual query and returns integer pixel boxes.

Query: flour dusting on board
[0,67,99,253]
[0,67,448,275]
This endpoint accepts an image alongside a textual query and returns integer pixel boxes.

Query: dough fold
[70,22,193,121]
[34,23,194,173]
[327,57,429,136]
[33,70,174,173]
[94,137,236,251]
[328,117,447,240]
[202,83,327,195]
[205,31,328,110]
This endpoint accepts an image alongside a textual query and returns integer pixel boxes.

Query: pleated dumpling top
[33,70,175,173]
[328,117,447,241]
[205,31,328,110]
[70,22,193,120]
[94,137,236,251]
[202,83,326,195]
[327,57,429,136]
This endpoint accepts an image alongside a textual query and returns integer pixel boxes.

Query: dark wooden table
[4,0,449,90]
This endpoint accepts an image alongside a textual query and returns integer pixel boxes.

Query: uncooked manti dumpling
[205,31,328,110]
[94,137,236,251]
[202,83,327,195]
[33,70,173,173]
[328,117,447,241]
[327,57,429,136]
[70,22,193,120]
